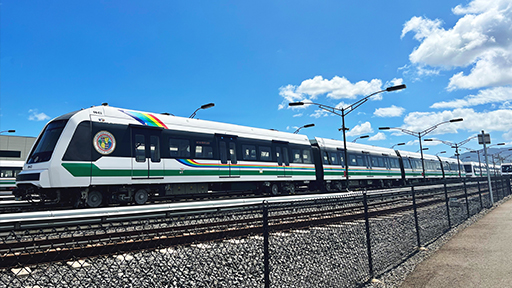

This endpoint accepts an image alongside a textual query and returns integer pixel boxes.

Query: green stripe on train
[62,163,316,178]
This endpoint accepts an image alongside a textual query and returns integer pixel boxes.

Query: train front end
[13,109,88,203]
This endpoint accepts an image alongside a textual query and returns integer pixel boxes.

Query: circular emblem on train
[93,131,116,155]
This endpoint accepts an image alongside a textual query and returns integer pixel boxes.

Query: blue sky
[2,0,512,158]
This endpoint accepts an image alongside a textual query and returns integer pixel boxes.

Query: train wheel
[134,189,149,205]
[269,183,279,196]
[87,191,103,208]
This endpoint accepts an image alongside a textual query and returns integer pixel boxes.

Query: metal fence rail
[1,177,510,288]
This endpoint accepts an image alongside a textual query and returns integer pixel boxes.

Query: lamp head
[289,102,305,107]
[385,84,406,92]
[449,118,463,123]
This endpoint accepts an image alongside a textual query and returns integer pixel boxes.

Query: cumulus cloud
[346,121,374,137]
[401,0,512,90]
[374,105,406,117]
[430,86,512,109]
[402,108,512,134]
[368,132,386,141]
[277,76,405,110]
[28,109,50,121]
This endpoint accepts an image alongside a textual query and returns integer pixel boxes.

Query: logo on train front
[94,131,116,155]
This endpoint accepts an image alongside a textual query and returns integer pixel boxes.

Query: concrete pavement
[400,199,512,288]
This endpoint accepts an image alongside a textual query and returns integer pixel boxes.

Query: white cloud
[430,86,512,109]
[402,0,512,90]
[292,113,303,117]
[346,121,373,137]
[368,132,386,141]
[28,109,50,121]
[374,105,406,117]
[402,108,512,135]
[309,109,330,119]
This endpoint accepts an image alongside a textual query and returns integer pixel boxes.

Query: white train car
[15,105,316,207]
[501,163,512,176]
[0,160,24,191]
[438,156,465,178]
[311,137,402,189]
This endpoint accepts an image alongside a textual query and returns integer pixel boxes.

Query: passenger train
[0,160,24,191]
[13,105,480,207]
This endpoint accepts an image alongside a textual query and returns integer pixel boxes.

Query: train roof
[438,156,460,163]
[59,105,311,145]
[311,137,397,156]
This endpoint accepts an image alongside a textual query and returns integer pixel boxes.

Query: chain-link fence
[1,177,510,288]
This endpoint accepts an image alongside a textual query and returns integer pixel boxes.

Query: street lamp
[424,136,477,178]
[379,117,463,178]
[352,135,369,142]
[0,130,15,134]
[390,142,405,149]
[436,151,446,156]
[290,84,406,189]
[293,123,315,134]
[189,103,215,119]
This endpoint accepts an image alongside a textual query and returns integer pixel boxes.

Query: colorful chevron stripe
[120,110,168,129]
[176,159,315,171]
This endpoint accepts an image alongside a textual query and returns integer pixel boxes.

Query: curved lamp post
[390,142,405,149]
[0,130,15,134]
[424,135,477,178]
[290,84,406,189]
[293,123,315,134]
[352,135,369,143]
[379,117,463,178]
[189,103,215,119]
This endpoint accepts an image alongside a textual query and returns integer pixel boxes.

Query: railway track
[0,180,494,269]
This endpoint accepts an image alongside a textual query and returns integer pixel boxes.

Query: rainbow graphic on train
[120,110,168,129]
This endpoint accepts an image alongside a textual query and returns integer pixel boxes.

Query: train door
[131,127,164,179]
[217,135,240,178]
[274,143,290,177]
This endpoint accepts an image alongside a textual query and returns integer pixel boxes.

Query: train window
[135,134,146,162]
[371,156,378,167]
[323,151,330,165]
[150,136,160,162]
[27,120,67,164]
[1,169,13,178]
[259,146,271,161]
[402,158,411,169]
[242,145,257,161]
[292,149,302,163]
[169,139,190,158]
[390,158,400,168]
[329,152,339,165]
[303,150,312,164]
[349,153,366,167]
[195,142,214,159]
[378,157,385,168]
[229,142,237,164]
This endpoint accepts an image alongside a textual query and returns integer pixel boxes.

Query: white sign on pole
[478,133,490,145]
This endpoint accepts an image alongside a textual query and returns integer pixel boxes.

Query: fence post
[463,178,470,219]
[444,179,452,229]
[362,189,374,278]
[508,176,512,196]
[411,186,422,248]
[263,201,270,288]
[477,178,483,211]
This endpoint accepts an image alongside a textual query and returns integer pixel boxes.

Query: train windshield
[464,165,472,173]
[502,165,512,173]
[27,120,68,164]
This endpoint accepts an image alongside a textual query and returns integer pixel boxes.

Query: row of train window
[0,168,21,178]
[136,135,313,164]
[320,151,463,173]
[321,151,401,169]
